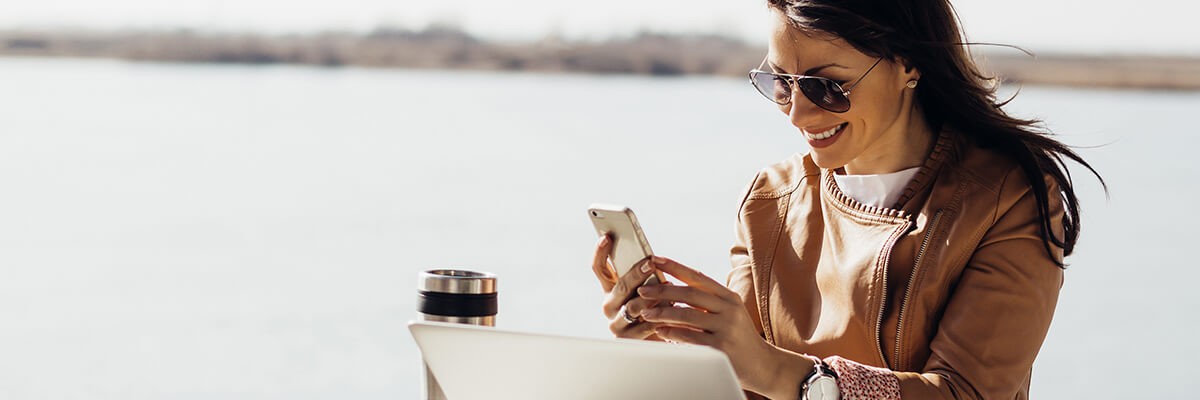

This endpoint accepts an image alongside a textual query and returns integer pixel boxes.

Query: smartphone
[588,204,666,289]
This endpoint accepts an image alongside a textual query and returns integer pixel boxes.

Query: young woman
[590,0,1103,399]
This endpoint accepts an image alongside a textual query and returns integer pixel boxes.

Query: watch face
[806,376,840,400]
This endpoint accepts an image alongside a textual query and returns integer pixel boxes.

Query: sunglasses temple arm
[843,57,885,93]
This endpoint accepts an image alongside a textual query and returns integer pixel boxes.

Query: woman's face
[767,13,925,173]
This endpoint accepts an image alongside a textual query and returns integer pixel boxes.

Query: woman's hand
[636,255,789,395]
[590,234,669,341]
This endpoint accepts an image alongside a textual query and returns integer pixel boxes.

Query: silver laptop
[409,321,746,400]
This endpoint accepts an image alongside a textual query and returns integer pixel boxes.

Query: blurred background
[1,0,1198,398]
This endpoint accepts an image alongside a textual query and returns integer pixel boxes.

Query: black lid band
[417,291,498,317]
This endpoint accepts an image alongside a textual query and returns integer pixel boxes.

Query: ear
[897,58,921,82]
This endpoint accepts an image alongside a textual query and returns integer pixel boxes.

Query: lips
[803,123,847,149]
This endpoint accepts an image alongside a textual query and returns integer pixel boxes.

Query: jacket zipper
[893,209,943,370]
[874,219,913,368]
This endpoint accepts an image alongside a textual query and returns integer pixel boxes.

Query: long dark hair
[766,0,1105,267]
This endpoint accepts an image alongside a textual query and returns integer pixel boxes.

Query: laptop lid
[408,321,746,400]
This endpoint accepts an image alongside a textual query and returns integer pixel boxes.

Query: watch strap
[799,354,839,400]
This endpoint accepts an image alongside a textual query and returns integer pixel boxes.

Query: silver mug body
[417,269,497,400]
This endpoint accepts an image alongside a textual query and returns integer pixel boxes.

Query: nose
[786,89,826,130]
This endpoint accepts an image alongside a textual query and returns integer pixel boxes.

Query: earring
[906,80,919,89]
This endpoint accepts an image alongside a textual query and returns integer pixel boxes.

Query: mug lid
[419,269,497,294]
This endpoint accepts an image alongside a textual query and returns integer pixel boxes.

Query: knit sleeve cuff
[823,355,901,400]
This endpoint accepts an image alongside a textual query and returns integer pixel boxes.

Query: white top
[833,166,921,209]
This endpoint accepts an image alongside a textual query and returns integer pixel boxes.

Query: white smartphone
[588,204,666,288]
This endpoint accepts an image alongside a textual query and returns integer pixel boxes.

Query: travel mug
[417,269,498,400]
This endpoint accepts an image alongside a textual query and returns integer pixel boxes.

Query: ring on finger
[620,305,642,324]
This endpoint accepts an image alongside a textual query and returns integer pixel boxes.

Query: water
[0,57,1196,398]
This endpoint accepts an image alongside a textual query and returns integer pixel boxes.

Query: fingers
[654,326,714,347]
[650,256,739,303]
[637,284,728,314]
[602,257,656,318]
[604,282,675,340]
[623,295,661,320]
[591,234,617,293]
[608,311,660,339]
[608,299,670,339]
[641,305,722,334]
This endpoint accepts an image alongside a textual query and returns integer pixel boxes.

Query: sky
[0,0,1197,55]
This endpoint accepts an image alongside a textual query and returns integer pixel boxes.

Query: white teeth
[805,123,845,140]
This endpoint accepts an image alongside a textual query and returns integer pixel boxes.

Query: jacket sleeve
[893,169,1066,399]
[726,172,770,400]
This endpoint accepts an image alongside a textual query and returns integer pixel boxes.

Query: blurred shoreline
[4,27,1198,90]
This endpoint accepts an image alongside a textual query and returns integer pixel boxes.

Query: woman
[590,0,1103,399]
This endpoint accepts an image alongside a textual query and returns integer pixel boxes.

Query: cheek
[850,91,900,137]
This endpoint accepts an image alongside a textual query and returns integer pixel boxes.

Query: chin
[809,151,850,170]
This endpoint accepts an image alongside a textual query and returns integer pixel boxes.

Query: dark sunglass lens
[752,72,791,104]
[798,78,850,113]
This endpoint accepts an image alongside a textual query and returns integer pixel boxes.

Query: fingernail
[599,235,610,246]
[652,256,666,265]
[637,286,651,296]
[640,262,652,273]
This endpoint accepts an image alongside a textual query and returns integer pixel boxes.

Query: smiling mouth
[804,123,847,140]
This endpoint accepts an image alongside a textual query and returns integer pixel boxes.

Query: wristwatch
[800,356,840,400]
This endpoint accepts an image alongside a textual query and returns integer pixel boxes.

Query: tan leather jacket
[727,130,1065,399]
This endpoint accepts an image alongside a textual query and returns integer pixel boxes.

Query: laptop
[408,321,746,400]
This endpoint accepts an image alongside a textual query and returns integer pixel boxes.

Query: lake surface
[1,57,1197,398]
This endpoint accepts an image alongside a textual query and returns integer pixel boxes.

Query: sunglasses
[748,56,884,113]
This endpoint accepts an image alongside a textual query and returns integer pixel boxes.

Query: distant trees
[2,27,1198,89]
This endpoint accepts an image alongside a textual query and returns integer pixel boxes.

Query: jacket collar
[816,128,956,221]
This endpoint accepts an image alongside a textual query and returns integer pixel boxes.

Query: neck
[843,107,934,175]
